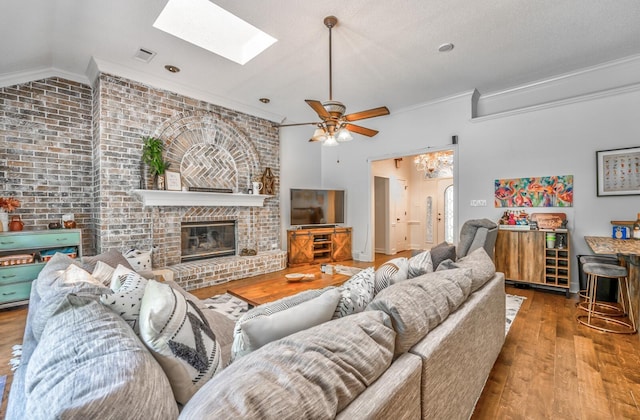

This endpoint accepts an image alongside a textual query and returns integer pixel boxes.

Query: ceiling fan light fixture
[323,135,339,147]
[312,127,327,142]
[336,127,353,142]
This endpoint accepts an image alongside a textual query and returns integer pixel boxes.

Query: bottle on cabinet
[633,212,640,240]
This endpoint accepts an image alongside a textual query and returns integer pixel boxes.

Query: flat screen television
[290,188,345,227]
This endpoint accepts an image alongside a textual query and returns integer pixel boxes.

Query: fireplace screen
[181,221,236,262]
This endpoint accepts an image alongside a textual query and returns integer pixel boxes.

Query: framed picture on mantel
[596,146,640,196]
[165,170,182,191]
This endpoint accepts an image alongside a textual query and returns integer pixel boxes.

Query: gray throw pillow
[430,242,456,269]
[366,268,473,356]
[436,247,496,292]
[232,288,342,360]
[25,295,178,419]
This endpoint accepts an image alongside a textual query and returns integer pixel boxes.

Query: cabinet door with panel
[495,230,544,284]
[518,230,545,284]
[331,228,352,262]
[287,231,314,265]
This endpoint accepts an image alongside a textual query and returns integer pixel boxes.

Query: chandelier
[414,150,453,178]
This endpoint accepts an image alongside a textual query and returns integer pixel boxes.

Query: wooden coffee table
[227,269,350,307]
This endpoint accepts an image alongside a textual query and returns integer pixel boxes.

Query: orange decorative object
[9,215,24,231]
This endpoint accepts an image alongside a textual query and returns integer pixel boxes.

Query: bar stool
[577,262,637,334]
[577,256,623,317]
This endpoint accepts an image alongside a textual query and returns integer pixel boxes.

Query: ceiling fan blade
[273,122,319,128]
[344,106,390,122]
[344,123,379,137]
[305,99,332,119]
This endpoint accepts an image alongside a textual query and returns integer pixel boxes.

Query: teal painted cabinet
[0,229,82,308]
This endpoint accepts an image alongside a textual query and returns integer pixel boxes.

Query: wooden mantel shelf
[131,189,271,207]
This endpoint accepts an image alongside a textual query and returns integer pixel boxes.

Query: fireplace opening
[181,221,236,262]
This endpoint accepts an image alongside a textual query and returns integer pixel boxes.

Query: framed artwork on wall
[596,146,640,196]
[165,170,182,191]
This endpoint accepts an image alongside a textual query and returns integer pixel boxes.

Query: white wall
[279,57,640,291]
[279,125,322,247]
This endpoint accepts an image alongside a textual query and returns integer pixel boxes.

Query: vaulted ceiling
[2,0,640,123]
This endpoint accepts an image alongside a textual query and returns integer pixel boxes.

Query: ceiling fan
[277,16,390,146]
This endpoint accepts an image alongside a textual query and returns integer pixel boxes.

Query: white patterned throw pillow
[123,248,152,272]
[139,280,225,404]
[333,267,375,318]
[374,257,409,293]
[100,267,148,334]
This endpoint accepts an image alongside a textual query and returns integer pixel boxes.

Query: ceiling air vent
[133,48,157,63]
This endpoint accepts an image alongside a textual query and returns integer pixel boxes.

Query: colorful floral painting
[494,175,573,207]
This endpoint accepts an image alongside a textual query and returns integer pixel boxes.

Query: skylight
[153,0,277,65]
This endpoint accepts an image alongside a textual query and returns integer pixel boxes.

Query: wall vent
[133,48,157,63]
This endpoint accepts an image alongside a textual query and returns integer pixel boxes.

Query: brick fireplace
[97,74,286,289]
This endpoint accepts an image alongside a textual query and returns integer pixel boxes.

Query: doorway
[372,148,455,256]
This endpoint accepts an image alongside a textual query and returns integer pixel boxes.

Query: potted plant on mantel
[141,136,170,190]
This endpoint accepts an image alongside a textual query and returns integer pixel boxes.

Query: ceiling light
[311,128,327,142]
[336,127,353,142]
[323,135,339,147]
[259,98,270,104]
[154,0,277,65]
[164,65,180,73]
[438,43,454,52]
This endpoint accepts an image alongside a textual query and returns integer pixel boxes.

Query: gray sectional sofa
[7,249,505,419]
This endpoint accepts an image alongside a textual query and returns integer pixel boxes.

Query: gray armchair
[457,219,498,261]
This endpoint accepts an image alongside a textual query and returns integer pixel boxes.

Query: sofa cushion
[138,280,224,404]
[407,250,434,278]
[436,247,496,292]
[181,310,395,419]
[231,288,342,361]
[430,242,456,269]
[25,294,178,420]
[374,257,409,291]
[100,268,148,334]
[81,248,133,273]
[366,268,473,356]
[334,267,376,318]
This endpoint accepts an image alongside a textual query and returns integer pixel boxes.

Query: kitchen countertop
[584,236,640,257]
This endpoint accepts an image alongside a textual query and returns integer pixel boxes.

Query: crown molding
[471,82,640,123]
[0,67,89,89]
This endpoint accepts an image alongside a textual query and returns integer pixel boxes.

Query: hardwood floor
[1,254,639,419]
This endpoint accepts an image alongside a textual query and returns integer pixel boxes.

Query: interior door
[436,178,454,244]
[394,178,409,253]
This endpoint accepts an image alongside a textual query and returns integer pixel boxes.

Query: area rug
[505,293,526,336]
[203,294,249,321]
[9,345,22,372]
